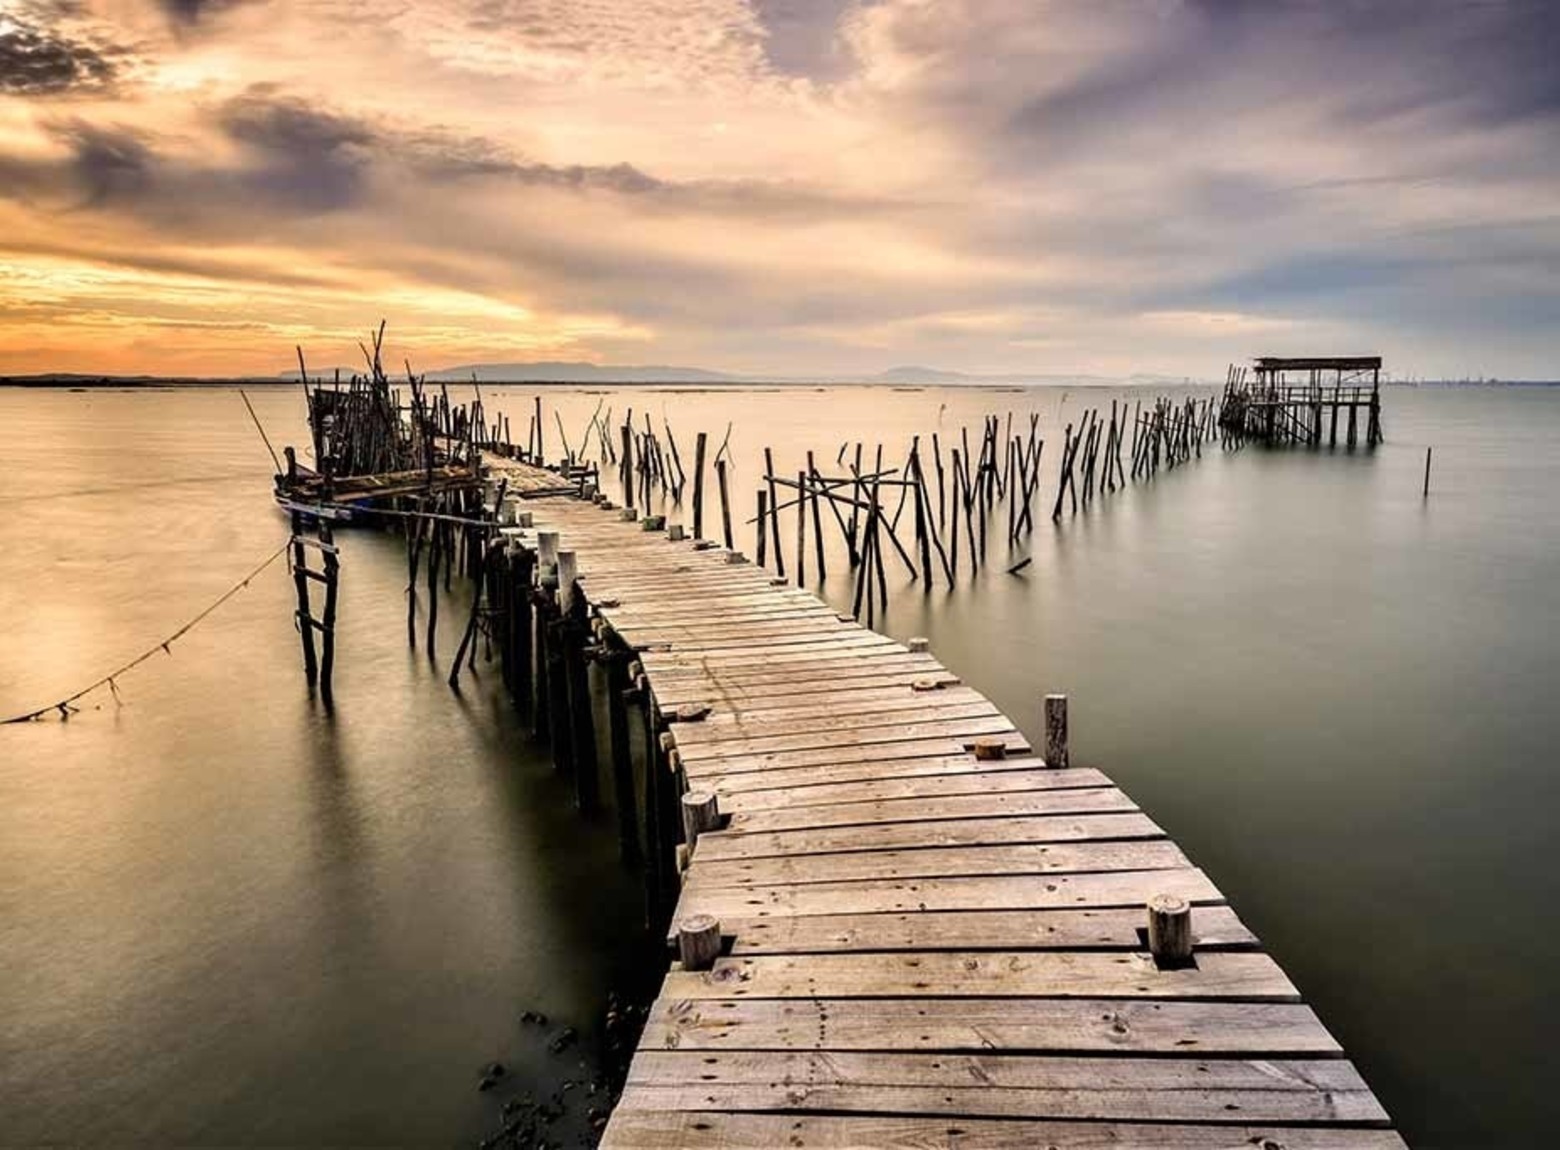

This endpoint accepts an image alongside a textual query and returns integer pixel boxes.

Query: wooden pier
[489,475,1405,1150]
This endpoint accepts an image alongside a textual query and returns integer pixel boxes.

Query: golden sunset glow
[1,0,1556,378]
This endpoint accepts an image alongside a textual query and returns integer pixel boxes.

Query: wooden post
[692,431,707,539]
[667,523,686,542]
[680,791,720,850]
[631,676,665,929]
[972,738,1007,761]
[563,592,598,812]
[807,451,826,579]
[318,522,339,702]
[604,646,640,863]
[716,458,734,549]
[537,529,559,568]
[677,914,722,971]
[544,609,572,772]
[289,510,319,689]
[764,447,785,579]
[1147,894,1193,964]
[557,549,579,613]
[1044,693,1069,769]
[1423,446,1432,498]
[756,490,768,567]
[796,469,807,586]
[907,637,930,653]
[514,546,535,715]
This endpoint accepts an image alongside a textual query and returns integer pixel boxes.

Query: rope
[2,538,292,725]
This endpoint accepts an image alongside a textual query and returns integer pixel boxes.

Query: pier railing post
[680,792,720,852]
[677,914,722,972]
[1148,894,1193,965]
[1044,693,1069,768]
[601,637,640,864]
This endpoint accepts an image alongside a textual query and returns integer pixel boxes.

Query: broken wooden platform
[508,492,1404,1149]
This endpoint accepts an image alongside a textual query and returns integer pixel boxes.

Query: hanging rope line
[2,538,292,725]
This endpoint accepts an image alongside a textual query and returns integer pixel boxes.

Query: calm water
[2,382,1557,1147]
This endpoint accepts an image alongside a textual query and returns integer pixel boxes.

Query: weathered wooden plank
[639,622,879,649]
[720,786,1136,835]
[641,636,907,668]
[610,609,843,635]
[659,951,1298,1002]
[601,1111,1407,1149]
[693,812,1165,863]
[675,718,1027,762]
[680,733,1033,777]
[642,655,946,694]
[618,615,861,641]
[620,1052,1383,1123]
[689,683,984,722]
[652,673,965,711]
[676,867,1223,921]
[727,904,1258,954]
[695,805,1160,861]
[674,703,1007,748]
[640,996,1340,1054]
[710,765,1108,808]
[690,838,1190,888]
[605,591,828,615]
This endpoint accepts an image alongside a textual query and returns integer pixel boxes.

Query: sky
[0,0,1556,379]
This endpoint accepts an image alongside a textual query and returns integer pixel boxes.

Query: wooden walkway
[510,490,1405,1149]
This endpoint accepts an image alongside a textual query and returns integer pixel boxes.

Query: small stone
[520,1010,549,1026]
[547,1026,577,1054]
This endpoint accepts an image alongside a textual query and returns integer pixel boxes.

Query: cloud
[0,11,117,95]
[151,0,256,26]
[1,0,1558,377]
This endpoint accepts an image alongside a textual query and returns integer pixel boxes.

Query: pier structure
[474,466,1404,1149]
[1220,356,1383,447]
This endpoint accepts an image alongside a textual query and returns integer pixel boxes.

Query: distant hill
[425,361,742,384]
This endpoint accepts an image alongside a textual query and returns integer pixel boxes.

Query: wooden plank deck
[507,488,1405,1149]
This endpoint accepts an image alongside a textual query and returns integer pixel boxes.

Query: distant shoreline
[2,376,1556,390]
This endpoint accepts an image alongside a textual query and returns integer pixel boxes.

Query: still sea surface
[1,382,1557,1147]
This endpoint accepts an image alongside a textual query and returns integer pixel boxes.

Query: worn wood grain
[657,950,1298,1001]
[694,811,1162,861]
[601,1111,1407,1149]
[725,904,1258,954]
[640,996,1340,1054]
[690,838,1190,887]
[620,1052,1383,1123]
[675,866,1223,921]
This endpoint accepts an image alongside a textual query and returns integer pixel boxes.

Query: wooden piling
[807,451,827,580]
[756,490,768,568]
[289,511,320,688]
[677,913,722,971]
[715,459,734,550]
[764,447,785,579]
[796,469,807,586]
[692,431,708,539]
[1044,693,1069,768]
[1148,894,1193,964]
[603,641,640,863]
[562,584,599,812]
[680,791,720,851]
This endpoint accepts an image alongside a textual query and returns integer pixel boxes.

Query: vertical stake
[1044,693,1069,768]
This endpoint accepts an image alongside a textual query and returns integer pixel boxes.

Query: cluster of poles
[728,392,1227,623]
[283,324,1245,704]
